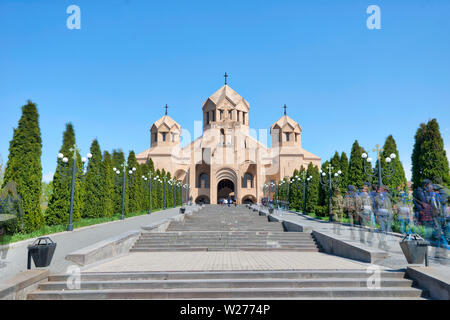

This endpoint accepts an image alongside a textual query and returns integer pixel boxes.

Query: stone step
[38,278,414,291]
[140,232,310,236]
[136,240,316,245]
[28,287,424,299]
[47,270,408,282]
[132,245,319,250]
[133,241,317,246]
[130,247,320,252]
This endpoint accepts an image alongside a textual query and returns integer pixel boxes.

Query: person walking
[331,188,344,235]
[359,183,375,244]
[374,185,393,250]
[344,185,358,240]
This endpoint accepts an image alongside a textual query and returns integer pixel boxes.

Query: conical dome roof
[151,115,181,131]
[203,85,249,112]
[270,115,302,133]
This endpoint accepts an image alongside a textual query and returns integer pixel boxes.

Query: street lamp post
[58,144,92,231]
[361,144,396,188]
[163,176,167,209]
[319,164,342,221]
[182,183,189,206]
[169,179,176,208]
[292,172,313,214]
[113,162,136,220]
[142,171,153,214]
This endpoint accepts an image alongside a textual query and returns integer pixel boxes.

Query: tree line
[1,101,182,234]
[1,100,449,232]
[275,126,449,217]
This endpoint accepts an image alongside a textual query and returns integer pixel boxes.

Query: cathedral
[137,79,321,204]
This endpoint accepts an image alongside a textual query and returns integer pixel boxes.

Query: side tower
[270,109,320,179]
[136,112,182,175]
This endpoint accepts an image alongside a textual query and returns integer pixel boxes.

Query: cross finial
[224,72,228,85]
[164,104,168,115]
[283,104,287,116]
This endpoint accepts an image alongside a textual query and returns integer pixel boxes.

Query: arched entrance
[195,195,210,205]
[217,179,235,204]
[242,195,256,204]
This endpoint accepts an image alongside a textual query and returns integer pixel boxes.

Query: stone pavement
[28,205,428,299]
[270,207,450,269]
[83,251,372,272]
[0,207,180,282]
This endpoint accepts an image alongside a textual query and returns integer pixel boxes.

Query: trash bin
[180,207,186,214]
[399,234,429,265]
[27,237,57,269]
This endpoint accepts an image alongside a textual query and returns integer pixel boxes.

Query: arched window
[285,133,290,142]
[199,173,209,188]
[220,129,225,145]
[242,173,253,188]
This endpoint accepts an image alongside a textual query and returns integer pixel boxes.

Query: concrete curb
[0,208,181,251]
[312,230,389,263]
[65,230,141,266]
[268,214,388,263]
[267,214,312,232]
[406,266,450,300]
[142,214,186,232]
[0,269,49,300]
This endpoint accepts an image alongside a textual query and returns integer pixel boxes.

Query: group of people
[330,180,449,251]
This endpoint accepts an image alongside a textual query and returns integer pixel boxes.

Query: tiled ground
[84,251,377,272]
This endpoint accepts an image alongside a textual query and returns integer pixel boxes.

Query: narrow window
[285,133,290,141]
[162,132,166,142]
[206,112,210,124]
[220,110,223,120]
[228,110,232,120]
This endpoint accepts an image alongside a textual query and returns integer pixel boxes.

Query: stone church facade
[137,83,321,204]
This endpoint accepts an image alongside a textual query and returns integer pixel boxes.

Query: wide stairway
[28,270,425,299]
[28,205,428,299]
[130,205,319,252]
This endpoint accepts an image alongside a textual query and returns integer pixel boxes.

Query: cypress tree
[348,140,370,189]
[374,135,408,191]
[318,160,330,208]
[46,123,83,226]
[112,150,128,215]
[330,152,341,172]
[297,166,307,212]
[2,101,44,232]
[411,119,450,188]
[140,163,150,212]
[0,154,5,187]
[305,163,319,214]
[340,152,349,192]
[155,169,163,209]
[101,151,114,217]
[161,169,167,208]
[127,151,143,214]
[82,139,103,218]
[411,123,425,188]
[289,169,300,210]
[166,172,174,208]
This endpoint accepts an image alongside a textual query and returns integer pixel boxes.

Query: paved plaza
[269,207,449,269]
[0,207,180,281]
[84,251,372,272]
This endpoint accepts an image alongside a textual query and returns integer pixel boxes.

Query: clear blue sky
[1,0,449,182]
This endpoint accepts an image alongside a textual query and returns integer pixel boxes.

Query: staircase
[28,270,426,299]
[131,231,320,252]
[131,205,319,252]
[27,205,429,300]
